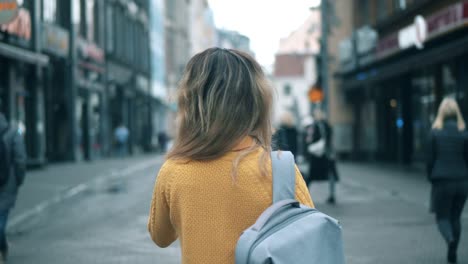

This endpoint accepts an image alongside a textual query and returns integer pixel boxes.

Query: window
[377,0,387,21]
[284,84,292,96]
[358,0,370,26]
[86,0,95,41]
[105,5,114,52]
[393,0,406,10]
[43,0,57,23]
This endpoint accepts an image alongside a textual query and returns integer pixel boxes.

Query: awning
[0,42,49,66]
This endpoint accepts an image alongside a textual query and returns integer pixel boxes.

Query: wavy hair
[432,97,466,131]
[166,48,273,178]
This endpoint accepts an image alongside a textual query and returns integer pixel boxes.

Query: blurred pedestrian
[427,98,468,264]
[157,131,168,153]
[148,48,313,264]
[114,123,129,157]
[304,108,339,204]
[274,111,298,157]
[0,105,27,263]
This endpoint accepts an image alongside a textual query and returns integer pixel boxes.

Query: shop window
[442,64,457,97]
[393,0,406,11]
[283,84,292,96]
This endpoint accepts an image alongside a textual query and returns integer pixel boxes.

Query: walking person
[274,111,298,157]
[0,106,27,263]
[304,108,339,204]
[427,98,468,264]
[114,123,129,157]
[147,48,314,264]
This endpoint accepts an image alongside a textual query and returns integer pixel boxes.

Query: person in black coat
[274,112,298,157]
[427,98,468,264]
[0,110,26,262]
[304,109,339,204]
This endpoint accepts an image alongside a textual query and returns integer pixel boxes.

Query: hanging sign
[0,0,18,25]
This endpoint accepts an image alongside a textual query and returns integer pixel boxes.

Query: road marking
[9,158,161,228]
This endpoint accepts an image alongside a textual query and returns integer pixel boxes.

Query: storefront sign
[339,37,353,64]
[375,2,468,61]
[426,2,468,39]
[0,7,30,40]
[398,15,427,50]
[376,32,399,59]
[0,0,17,25]
[42,23,69,57]
[355,26,378,55]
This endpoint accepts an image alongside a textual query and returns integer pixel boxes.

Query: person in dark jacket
[427,98,468,264]
[304,109,339,204]
[0,110,26,263]
[274,112,298,157]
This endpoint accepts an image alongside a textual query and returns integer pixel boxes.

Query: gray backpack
[235,151,345,264]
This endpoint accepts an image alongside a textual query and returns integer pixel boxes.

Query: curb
[9,158,162,228]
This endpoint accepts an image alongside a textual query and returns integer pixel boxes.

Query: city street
[4,155,468,264]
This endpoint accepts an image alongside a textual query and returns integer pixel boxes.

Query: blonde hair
[167,48,273,178]
[432,98,466,131]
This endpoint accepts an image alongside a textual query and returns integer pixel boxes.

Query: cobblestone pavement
[5,158,467,263]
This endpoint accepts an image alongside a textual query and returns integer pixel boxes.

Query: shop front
[0,4,49,166]
[75,38,106,161]
[41,22,70,162]
[340,1,468,164]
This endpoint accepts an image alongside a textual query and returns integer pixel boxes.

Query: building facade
[216,29,253,55]
[336,0,468,163]
[1,0,155,164]
[0,0,48,165]
[164,0,190,135]
[272,12,320,127]
[189,0,217,56]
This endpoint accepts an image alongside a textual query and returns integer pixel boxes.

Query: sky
[208,0,320,68]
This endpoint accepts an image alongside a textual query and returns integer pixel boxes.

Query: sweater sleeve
[148,162,178,247]
[294,166,315,208]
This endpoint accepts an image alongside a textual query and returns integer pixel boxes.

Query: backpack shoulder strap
[271,151,296,203]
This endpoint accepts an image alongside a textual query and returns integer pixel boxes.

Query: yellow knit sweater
[148,147,314,264]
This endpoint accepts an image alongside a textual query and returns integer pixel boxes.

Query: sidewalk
[307,161,468,263]
[9,154,163,228]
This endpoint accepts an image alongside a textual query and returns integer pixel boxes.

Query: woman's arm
[148,164,178,247]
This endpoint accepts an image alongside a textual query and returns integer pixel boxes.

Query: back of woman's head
[167,48,273,170]
[280,112,295,127]
[432,97,466,131]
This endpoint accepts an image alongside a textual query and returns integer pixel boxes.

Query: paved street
[4,156,468,263]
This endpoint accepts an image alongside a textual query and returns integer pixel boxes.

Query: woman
[427,98,468,264]
[274,111,298,157]
[304,109,339,204]
[148,48,314,264]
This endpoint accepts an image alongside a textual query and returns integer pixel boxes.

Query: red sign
[376,1,468,60]
[376,32,399,59]
[426,2,468,39]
